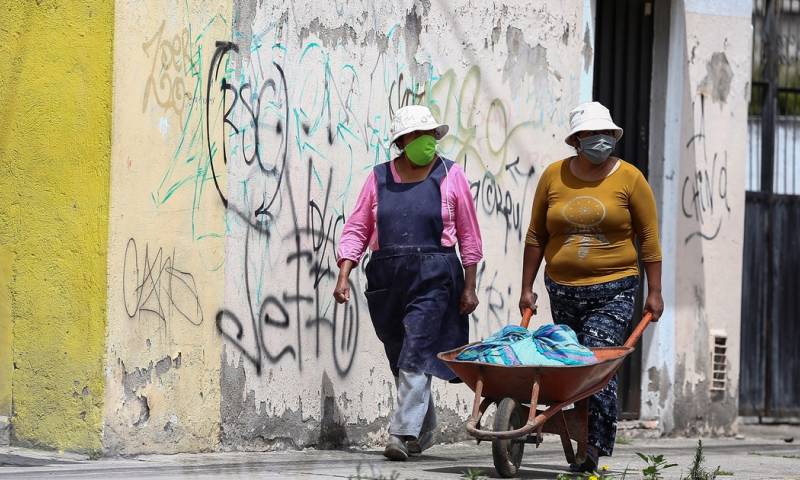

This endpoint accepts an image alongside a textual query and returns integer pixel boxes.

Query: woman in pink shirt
[334,105,483,461]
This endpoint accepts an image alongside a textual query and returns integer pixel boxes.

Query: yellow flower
[588,475,600,480]
[601,465,610,471]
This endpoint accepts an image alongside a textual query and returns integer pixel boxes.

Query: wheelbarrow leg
[556,412,577,464]
[572,399,590,464]
[468,373,484,424]
[542,409,576,464]
[466,369,494,441]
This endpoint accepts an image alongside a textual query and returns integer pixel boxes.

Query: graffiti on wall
[145,14,229,246]
[682,98,731,244]
[142,21,192,117]
[206,40,362,377]
[131,8,565,378]
[122,238,203,328]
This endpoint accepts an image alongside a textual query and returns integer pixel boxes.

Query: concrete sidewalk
[0,425,798,479]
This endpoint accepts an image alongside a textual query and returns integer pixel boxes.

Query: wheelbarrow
[437,299,654,478]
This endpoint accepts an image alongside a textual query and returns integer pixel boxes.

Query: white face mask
[578,134,617,164]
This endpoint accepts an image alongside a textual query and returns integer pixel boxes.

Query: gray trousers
[388,369,437,438]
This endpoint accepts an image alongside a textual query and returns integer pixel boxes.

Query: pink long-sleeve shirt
[337,160,483,267]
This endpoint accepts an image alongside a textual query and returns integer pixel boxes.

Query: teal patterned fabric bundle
[456,324,597,366]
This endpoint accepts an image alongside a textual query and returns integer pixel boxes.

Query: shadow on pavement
[425,465,565,479]
[357,450,453,461]
[0,453,79,467]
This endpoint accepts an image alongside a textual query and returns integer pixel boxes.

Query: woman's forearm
[464,264,477,290]
[338,259,356,278]
[643,261,662,292]
[521,244,545,293]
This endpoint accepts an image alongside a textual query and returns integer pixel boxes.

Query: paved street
[1,425,798,479]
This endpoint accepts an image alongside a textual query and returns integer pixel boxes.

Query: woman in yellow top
[519,101,664,472]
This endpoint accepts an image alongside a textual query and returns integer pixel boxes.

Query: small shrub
[637,452,678,480]
[682,440,723,480]
[462,468,486,480]
[556,465,617,479]
[348,465,402,480]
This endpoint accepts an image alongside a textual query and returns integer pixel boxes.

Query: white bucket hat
[565,101,623,145]
[390,105,449,146]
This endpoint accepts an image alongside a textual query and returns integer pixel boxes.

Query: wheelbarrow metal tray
[440,311,654,478]
[437,345,634,404]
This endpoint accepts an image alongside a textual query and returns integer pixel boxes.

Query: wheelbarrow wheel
[492,397,526,478]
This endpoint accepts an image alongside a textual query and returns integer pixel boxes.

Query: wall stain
[118,354,182,435]
[403,4,426,79]
[232,0,258,62]
[582,23,593,73]
[698,52,733,104]
[299,17,358,49]
[364,28,390,54]
[491,18,502,50]
[220,348,468,449]
[503,26,551,93]
[672,358,737,436]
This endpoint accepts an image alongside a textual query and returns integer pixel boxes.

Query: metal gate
[740,0,800,418]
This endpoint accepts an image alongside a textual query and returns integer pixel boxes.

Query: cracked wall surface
[670,1,751,435]
[0,0,755,455]
[104,0,230,455]
[98,0,753,454]
[104,0,586,453]
[214,0,584,451]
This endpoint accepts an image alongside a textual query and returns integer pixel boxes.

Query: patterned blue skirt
[545,274,639,457]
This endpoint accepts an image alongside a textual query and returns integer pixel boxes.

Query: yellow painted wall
[0,246,12,419]
[103,0,228,454]
[0,1,114,453]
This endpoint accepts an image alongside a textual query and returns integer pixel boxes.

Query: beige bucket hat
[390,105,449,146]
[565,101,623,145]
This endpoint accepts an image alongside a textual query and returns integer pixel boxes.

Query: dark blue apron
[364,157,468,380]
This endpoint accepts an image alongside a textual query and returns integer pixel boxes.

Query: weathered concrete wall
[104,0,231,454]
[103,0,752,453]
[105,0,589,452]
[639,0,751,436]
[650,0,751,435]
[0,1,114,454]
[215,0,589,451]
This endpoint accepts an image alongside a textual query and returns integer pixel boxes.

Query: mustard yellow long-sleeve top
[525,158,662,286]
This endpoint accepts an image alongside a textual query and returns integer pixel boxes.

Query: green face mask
[404,135,437,166]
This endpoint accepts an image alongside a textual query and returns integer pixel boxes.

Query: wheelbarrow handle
[520,294,538,329]
[623,312,654,349]
[467,417,539,440]
[521,308,534,329]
